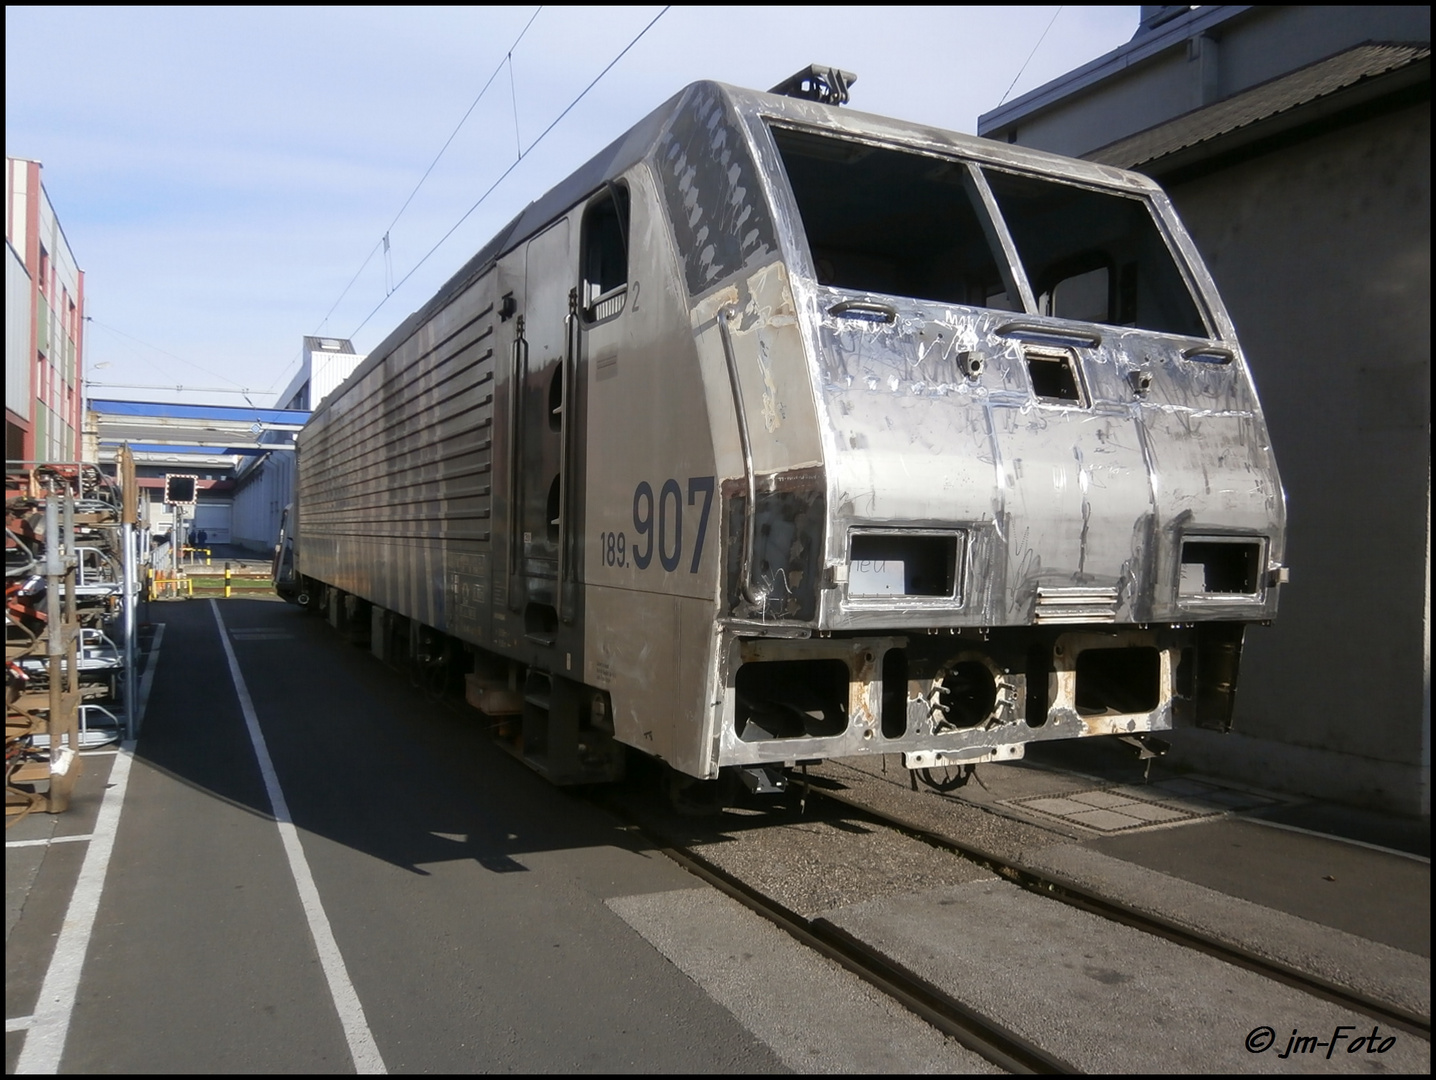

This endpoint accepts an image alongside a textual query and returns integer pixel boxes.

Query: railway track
[652,833,1078,1074]
[803,781,1431,1042]
[592,774,1077,1072]
[592,767,1427,1074]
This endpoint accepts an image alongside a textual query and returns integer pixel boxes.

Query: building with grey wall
[229,438,293,555]
[980,5,1430,818]
[230,336,361,554]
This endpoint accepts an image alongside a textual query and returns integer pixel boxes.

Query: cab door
[511,218,575,641]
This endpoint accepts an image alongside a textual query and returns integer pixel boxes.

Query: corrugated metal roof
[979,5,1257,136]
[1087,42,1430,171]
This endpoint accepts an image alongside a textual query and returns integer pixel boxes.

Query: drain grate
[1005,778,1280,833]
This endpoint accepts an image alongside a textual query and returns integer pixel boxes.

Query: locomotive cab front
[655,84,1288,785]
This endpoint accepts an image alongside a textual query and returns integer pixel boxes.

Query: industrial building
[84,337,360,553]
[980,4,1431,817]
[229,336,363,554]
[6,157,86,464]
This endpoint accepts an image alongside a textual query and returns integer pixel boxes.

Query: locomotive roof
[314,79,1166,423]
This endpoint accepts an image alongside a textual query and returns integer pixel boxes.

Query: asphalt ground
[5,598,987,1073]
[6,595,1430,1072]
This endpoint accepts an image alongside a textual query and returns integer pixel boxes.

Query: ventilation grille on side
[1034,586,1119,624]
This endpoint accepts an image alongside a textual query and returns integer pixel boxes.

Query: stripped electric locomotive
[276,68,1287,796]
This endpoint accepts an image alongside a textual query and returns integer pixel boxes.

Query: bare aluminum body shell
[292,81,1285,782]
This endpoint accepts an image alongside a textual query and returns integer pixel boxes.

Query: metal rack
[6,453,137,824]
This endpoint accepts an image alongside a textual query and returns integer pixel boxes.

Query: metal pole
[122,521,136,740]
[62,488,79,718]
[119,444,139,740]
[45,494,62,736]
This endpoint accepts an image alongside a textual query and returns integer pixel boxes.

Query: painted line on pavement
[6,835,93,849]
[211,600,386,1074]
[1242,814,1431,863]
[12,626,166,1069]
[15,743,136,1073]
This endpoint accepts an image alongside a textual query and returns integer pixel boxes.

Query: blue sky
[6,6,1140,405]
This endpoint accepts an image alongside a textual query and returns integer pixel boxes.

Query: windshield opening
[771,127,1018,311]
[769,125,1211,337]
[983,168,1208,337]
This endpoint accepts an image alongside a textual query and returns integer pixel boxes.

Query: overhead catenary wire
[998,5,1063,107]
[86,382,257,396]
[345,4,671,341]
[85,316,250,392]
[308,6,544,341]
[508,52,523,161]
[264,8,545,402]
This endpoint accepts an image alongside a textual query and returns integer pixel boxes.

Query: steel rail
[809,784,1431,1040]
[659,840,1075,1074]
[590,793,1077,1075]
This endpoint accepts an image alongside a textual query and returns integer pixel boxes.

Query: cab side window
[582,185,630,322]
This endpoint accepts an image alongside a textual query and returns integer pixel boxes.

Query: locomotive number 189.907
[598,476,714,574]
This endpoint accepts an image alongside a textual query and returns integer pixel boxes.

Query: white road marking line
[7,1016,34,1033]
[6,835,93,849]
[1241,814,1431,863]
[11,625,171,1071]
[210,602,386,1074]
[15,742,136,1074]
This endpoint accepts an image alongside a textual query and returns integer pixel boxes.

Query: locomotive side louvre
[298,275,499,635]
[289,77,1286,788]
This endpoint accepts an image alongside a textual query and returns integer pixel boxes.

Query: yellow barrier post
[224,562,232,599]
